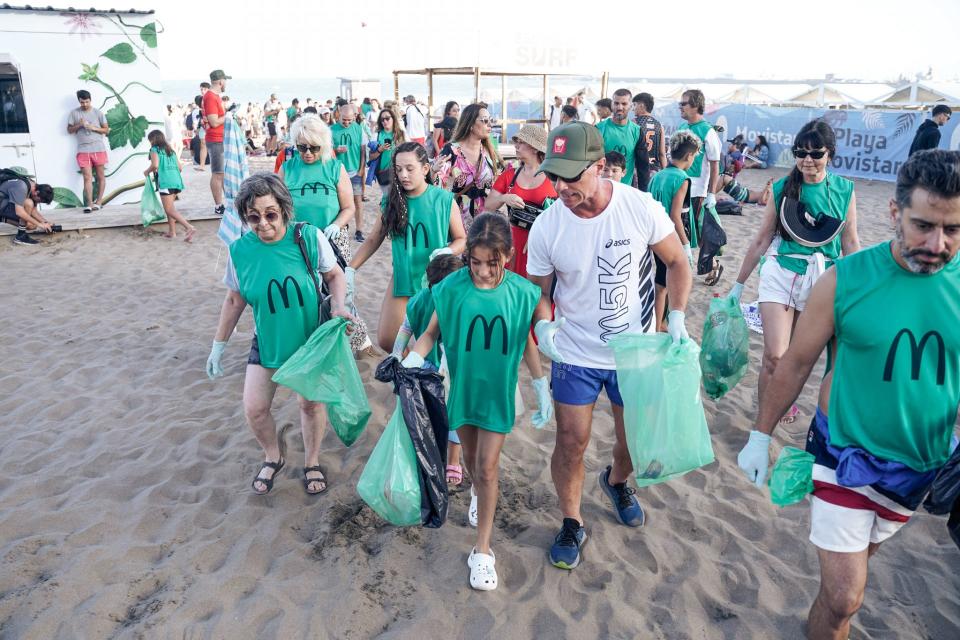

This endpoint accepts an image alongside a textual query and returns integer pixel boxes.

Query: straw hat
[512,124,548,153]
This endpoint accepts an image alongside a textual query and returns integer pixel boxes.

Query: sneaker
[214,204,225,216]
[13,231,38,246]
[598,465,645,527]
[354,230,365,243]
[82,206,93,213]
[549,518,587,570]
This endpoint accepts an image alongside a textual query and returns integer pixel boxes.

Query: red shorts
[76,151,108,168]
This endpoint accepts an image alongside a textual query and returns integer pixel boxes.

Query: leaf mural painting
[140,23,158,48]
[105,103,150,150]
[894,113,918,139]
[101,42,137,64]
[53,187,84,209]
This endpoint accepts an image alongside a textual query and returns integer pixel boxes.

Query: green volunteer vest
[773,172,854,275]
[829,242,960,471]
[151,146,183,191]
[330,122,363,174]
[406,288,441,368]
[678,119,713,178]
[597,119,641,184]
[230,224,321,368]
[378,130,395,172]
[283,155,343,228]
[385,184,454,297]
[432,268,539,433]
[648,165,690,218]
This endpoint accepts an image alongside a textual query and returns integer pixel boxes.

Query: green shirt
[330,122,363,174]
[678,119,713,178]
[597,119,641,184]
[773,172,854,275]
[829,242,960,471]
[229,225,321,368]
[384,184,454,297]
[283,155,343,228]
[407,288,441,368]
[151,145,183,191]
[377,129,395,173]
[432,268,539,433]
[648,165,689,218]
[286,106,298,121]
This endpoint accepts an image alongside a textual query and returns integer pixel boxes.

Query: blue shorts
[551,362,623,406]
[349,174,363,195]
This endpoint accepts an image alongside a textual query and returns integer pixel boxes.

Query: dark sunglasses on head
[544,167,587,184]
[297,144,322,154]
[245,211,281,225]
[793,148,827,159]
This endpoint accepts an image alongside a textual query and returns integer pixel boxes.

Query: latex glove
[667,310,688,344]
[682,243,694,269]
[323,223,341,240]
[729,282,745,302]
[534,317,567,364]
[401,352,425,369]
[344,266,356,310]
[737,430,772,487]
[429,246,453,261]
[705,193,717,209]
[206,340,227,380]
[531,377,553,429]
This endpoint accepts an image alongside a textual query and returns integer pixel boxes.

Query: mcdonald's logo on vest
[466,314,508,355]
[300,182,333,197]
[883,328,945,386]
[405,221,430,250]
[266,276,305,314]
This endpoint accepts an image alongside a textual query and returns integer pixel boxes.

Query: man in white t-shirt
[526,122,692,570]
[548,96,563,130]
[574,91,597,125]
[403,95,426,144]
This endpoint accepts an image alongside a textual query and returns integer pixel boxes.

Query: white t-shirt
[549,104,563,129]
[577,103,597,125]
[526,180,675,369]
[689,126,721,198]
[404,103,426,138]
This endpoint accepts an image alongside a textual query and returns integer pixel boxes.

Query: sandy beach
[1,165,958,639]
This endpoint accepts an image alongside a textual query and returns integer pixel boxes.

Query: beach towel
[216,114,249,247]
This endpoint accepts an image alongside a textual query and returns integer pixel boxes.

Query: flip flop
[303,465,327,495]
[705,263,724,287]
[446,464,463,486]
[251,457,285,495]
[779,404,800,425]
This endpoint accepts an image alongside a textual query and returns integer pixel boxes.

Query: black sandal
[251,458,285,495]
[704,262,724,287]
[303,466,327,495]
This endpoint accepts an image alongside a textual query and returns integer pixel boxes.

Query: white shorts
[809,496,910,553]
[757,258,816,312]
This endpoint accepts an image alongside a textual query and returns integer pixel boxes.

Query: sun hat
[779,197,845,247]
[537,122,604,179]
[511,125,548,153]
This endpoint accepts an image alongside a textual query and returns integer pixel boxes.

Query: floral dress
[433,142,498,231]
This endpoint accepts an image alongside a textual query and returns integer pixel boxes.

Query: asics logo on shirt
[266,276,304,314]
[465,314,508,355]
[883,328,946,386]
[605,239,631,248]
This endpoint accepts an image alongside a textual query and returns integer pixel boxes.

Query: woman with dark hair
[744,134,770,170]
[432,100,460,154]
[144,129,196,241]
[205,172,355,496]
[433,103,502,231]
[368,107,407,196]
[729,120,860,424]
[347,142,466,351]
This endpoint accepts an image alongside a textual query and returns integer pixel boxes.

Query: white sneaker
[468,548,497,591]
[469,485,478,527]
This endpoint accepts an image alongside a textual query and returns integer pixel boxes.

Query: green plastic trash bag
[768,446,815,506]
[357,402,422,526]
[700,295,750,400]
[140,179,166,227]
[609,333,715,487]
[271,317,372,446]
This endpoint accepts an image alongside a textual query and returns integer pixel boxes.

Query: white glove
[206,340,227,380]
[401,352,425,369]
[344,266,356,311]
[737,430,772,487]
[429,246,453,261]
[682,243,694,269]
[729,282,744,302]
[705,193,717,209]
[531,377,553,429]
[667,310,688,344]
[534,317,566,364]
[323,223,341,240]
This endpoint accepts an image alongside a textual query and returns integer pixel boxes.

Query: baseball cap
[537,122,604,180]
[319,106,331,115]
[727,134,744,145]
[210,69,232,81]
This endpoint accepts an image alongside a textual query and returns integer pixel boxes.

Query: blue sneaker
[549,518,587,570]
[599,465,645,527]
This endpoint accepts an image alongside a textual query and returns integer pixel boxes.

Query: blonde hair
[669,129,702,158]
[289,115,334,161]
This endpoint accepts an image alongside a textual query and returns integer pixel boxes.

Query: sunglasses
[245,211,281,225]
[544,167,587,184]
[792,148,827,159]
[297,144,322,154]
[678,101,692,107]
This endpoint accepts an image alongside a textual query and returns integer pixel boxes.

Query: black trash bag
[375,357,449,528]
[923,445,960,515]
[716,199,742,216]
[949,501,960,551]
[697,205,728,275]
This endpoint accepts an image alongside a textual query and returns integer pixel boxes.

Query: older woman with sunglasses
[205,173,356,496]
[729,119,860,425]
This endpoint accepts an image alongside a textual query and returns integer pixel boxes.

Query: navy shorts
[551,361,623,406]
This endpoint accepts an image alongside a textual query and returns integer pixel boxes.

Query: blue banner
[652,104,960,183]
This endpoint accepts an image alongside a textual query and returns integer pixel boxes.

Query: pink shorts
[76,151,108,168]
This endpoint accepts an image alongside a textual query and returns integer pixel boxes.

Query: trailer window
[0,74,29,134]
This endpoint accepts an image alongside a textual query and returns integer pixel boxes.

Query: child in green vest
[144,130,196,242]
[401,213,552,591]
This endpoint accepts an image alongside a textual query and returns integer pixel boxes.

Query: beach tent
[784,83,865,108]
[717,84,780,105]
[875,82,960,108]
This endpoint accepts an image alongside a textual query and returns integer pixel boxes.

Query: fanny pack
[507,203,544,230]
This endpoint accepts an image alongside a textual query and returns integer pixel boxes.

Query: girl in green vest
[368,107,406,197]
[401,213,552,591]
[729,120,860,424]
[347,142,467,352]
[144,130,196,242]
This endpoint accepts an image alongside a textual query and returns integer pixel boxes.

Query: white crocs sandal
[469,485,478,527]
[468,548,498,591]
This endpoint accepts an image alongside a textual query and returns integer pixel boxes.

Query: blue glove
[206,340,227,380]
[534,317,566,364]
[323,223,341,240]
[737,430,772,487]
[667,310,688,344]
[429,246,453,261]
[531,376,553,429]
[401,352,425,369]
[728,282,744,302]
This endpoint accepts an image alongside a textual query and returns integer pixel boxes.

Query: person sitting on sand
[719,173,773,206]
[144,130,196,242]
[743,134,770,170]
[205,172,355,496]
[736,149,960,640]
[729,120,860,426]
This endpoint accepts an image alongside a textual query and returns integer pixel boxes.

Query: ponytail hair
[382,141,433,237]
[147,129,175,157]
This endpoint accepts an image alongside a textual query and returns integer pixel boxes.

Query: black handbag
[293,222,347,325]
[503,164,545,230]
